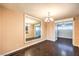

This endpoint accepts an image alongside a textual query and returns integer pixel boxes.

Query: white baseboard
[1,39,45,56]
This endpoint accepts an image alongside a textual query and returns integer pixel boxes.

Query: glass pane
[35,24,41,37]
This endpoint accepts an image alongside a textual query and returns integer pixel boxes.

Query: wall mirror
[25,15,41,42]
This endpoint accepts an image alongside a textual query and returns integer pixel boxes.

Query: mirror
[25,15,41,42]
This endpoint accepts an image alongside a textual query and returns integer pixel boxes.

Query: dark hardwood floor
[6,39,79,56]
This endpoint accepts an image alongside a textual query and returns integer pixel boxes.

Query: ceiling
[1,3,79,20]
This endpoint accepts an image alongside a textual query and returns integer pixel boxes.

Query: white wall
[46,21,56,41]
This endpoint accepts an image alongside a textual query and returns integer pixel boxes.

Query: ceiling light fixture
[44,12,54,22]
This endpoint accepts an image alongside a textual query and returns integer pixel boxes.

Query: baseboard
[1,39,46,56]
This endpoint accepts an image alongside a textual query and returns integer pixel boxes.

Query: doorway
[55,19,73,44]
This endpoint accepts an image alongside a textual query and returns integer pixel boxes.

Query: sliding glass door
[56,21,73,39]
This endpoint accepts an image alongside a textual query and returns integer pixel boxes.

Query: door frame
[54,18,74,44]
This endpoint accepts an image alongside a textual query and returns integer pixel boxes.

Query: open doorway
[55,19,73,45]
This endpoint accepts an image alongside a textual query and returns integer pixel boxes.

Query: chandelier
[44,12,54,22]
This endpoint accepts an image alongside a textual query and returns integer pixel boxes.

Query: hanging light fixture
[44,12,54,22]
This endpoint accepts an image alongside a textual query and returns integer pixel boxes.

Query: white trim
[24,14,41,44]
[72,18,75,45]
[25,14,41,21]
[54,22,58,41]
[55,18,74,43]
[55,18,73,23]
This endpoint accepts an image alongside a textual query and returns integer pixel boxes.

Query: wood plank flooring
[6,39,79,56]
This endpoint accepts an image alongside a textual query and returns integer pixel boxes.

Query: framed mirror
[25,15,41,42]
